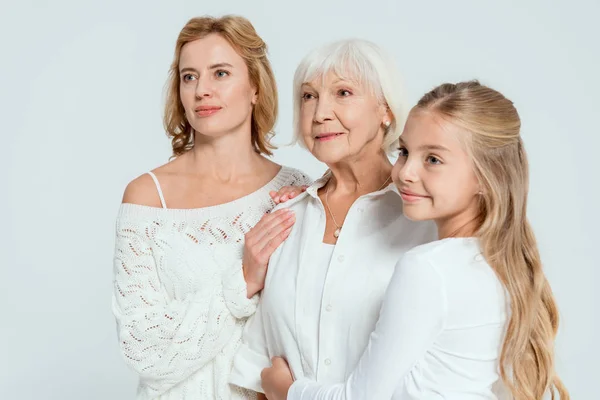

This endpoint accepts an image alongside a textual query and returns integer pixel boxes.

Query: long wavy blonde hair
[164,15,278,157]
[416,81,568,400]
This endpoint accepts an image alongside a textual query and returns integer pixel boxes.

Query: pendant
[334,228,341,238]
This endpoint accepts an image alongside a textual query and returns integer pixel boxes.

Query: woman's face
[299,71,390,165]
[179,34,257,139]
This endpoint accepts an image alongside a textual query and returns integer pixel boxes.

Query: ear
[381,106,393,129]
[251,91,258,105]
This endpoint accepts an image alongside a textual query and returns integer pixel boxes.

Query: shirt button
[337,255,345,263]
[324,358,331,366]
[357,207,364,213]
[475,254,483,262]
[326,304,333,312]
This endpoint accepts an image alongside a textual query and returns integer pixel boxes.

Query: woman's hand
[261,357,294,400]
[269,185,308,204]
[243,209,296,298]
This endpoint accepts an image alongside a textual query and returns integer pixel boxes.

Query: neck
[326,150,392,195]
[436,204,481,239]
[186,125,267,182]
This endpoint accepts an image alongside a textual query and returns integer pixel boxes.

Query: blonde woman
[112,16,310,400]
[261,81,569,400]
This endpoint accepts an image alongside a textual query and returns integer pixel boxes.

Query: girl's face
[392,109,481,235]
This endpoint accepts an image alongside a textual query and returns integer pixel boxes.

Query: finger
[269,190,278,199]
[271,356,287,367]
[251,209,295,245]
[254,218,295,257]
[258,226,293,261]
[246,209,289,244]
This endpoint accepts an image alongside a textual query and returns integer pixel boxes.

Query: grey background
[1,0,598,398]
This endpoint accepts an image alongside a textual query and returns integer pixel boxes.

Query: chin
[312,149,353,165]
[402,206,433,222]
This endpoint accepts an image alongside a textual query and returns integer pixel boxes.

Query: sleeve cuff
[229,343,271,393]
[222,260,259,319]
[287,378,312,399]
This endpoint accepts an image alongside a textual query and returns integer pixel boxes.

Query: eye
[397,147,408,157]
[215,70,229,78]
[426,155,442,165]
[302,92,316,100]
[338,89,352,97]
[182,74,196,82]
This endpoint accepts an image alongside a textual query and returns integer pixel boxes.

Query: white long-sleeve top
[112,166,311,400]
[288,238,509,400]
[228,175,437,393]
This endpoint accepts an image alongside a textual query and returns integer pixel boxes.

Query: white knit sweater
[112,166,312,400]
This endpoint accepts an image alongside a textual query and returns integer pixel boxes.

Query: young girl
[260,81,569,400]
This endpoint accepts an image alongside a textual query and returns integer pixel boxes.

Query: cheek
[430,172,475,207]
[222,79,255,106]
[179,85,194,108]
[299,105,315,142]
[391,158,404,186]
[336,108,363,132]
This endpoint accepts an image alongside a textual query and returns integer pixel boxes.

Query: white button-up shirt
[229,176,437,393]
[288,238,509,399]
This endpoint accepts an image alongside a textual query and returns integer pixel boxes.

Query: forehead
[301,63,380,95]
[402,110,465,149]
[179,34,245,67]
[303,71,360,87]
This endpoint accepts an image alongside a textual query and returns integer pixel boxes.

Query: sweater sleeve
[287,252,446,400]
[112,218,251,398]
[229,299,272,393]
[286,168,313,187]
[217,246,260,319]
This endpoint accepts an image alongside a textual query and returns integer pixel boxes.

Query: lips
[195,106,222,117]
[315,132,345,141]
[399,188,430,202]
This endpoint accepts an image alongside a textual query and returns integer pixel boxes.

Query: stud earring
[383,120,391,128]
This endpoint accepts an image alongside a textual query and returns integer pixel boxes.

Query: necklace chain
[324,175,392,239]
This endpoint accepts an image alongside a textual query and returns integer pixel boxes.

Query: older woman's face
[299,71,389,164]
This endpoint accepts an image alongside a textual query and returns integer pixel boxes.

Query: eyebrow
[399,139,450,152]
[179,63,234,74]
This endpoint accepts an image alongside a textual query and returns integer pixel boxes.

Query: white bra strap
[147,172,167,209]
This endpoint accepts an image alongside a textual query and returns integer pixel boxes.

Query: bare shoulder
[122,173,163,207]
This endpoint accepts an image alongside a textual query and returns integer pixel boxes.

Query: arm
[229,295,272,393]
[286,253,446,400]
[112,220,250,397]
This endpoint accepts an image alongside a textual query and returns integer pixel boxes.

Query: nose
[195,75,213,99]
[313,95,334,123]
[396,157,419,184]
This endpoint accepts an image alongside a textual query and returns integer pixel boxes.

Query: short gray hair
[292,39,408,154]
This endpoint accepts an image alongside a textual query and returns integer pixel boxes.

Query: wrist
[246,280,263,298]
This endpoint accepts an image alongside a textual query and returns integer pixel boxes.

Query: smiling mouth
[195,107,222,117]
[400,190,430,202]
[315,133,345,141]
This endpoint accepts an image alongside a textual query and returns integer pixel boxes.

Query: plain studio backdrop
[1,0,598,398]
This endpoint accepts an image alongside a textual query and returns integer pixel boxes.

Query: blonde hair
[416,81,568,400]
[164,15,278,157]
[292,39,408,154]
